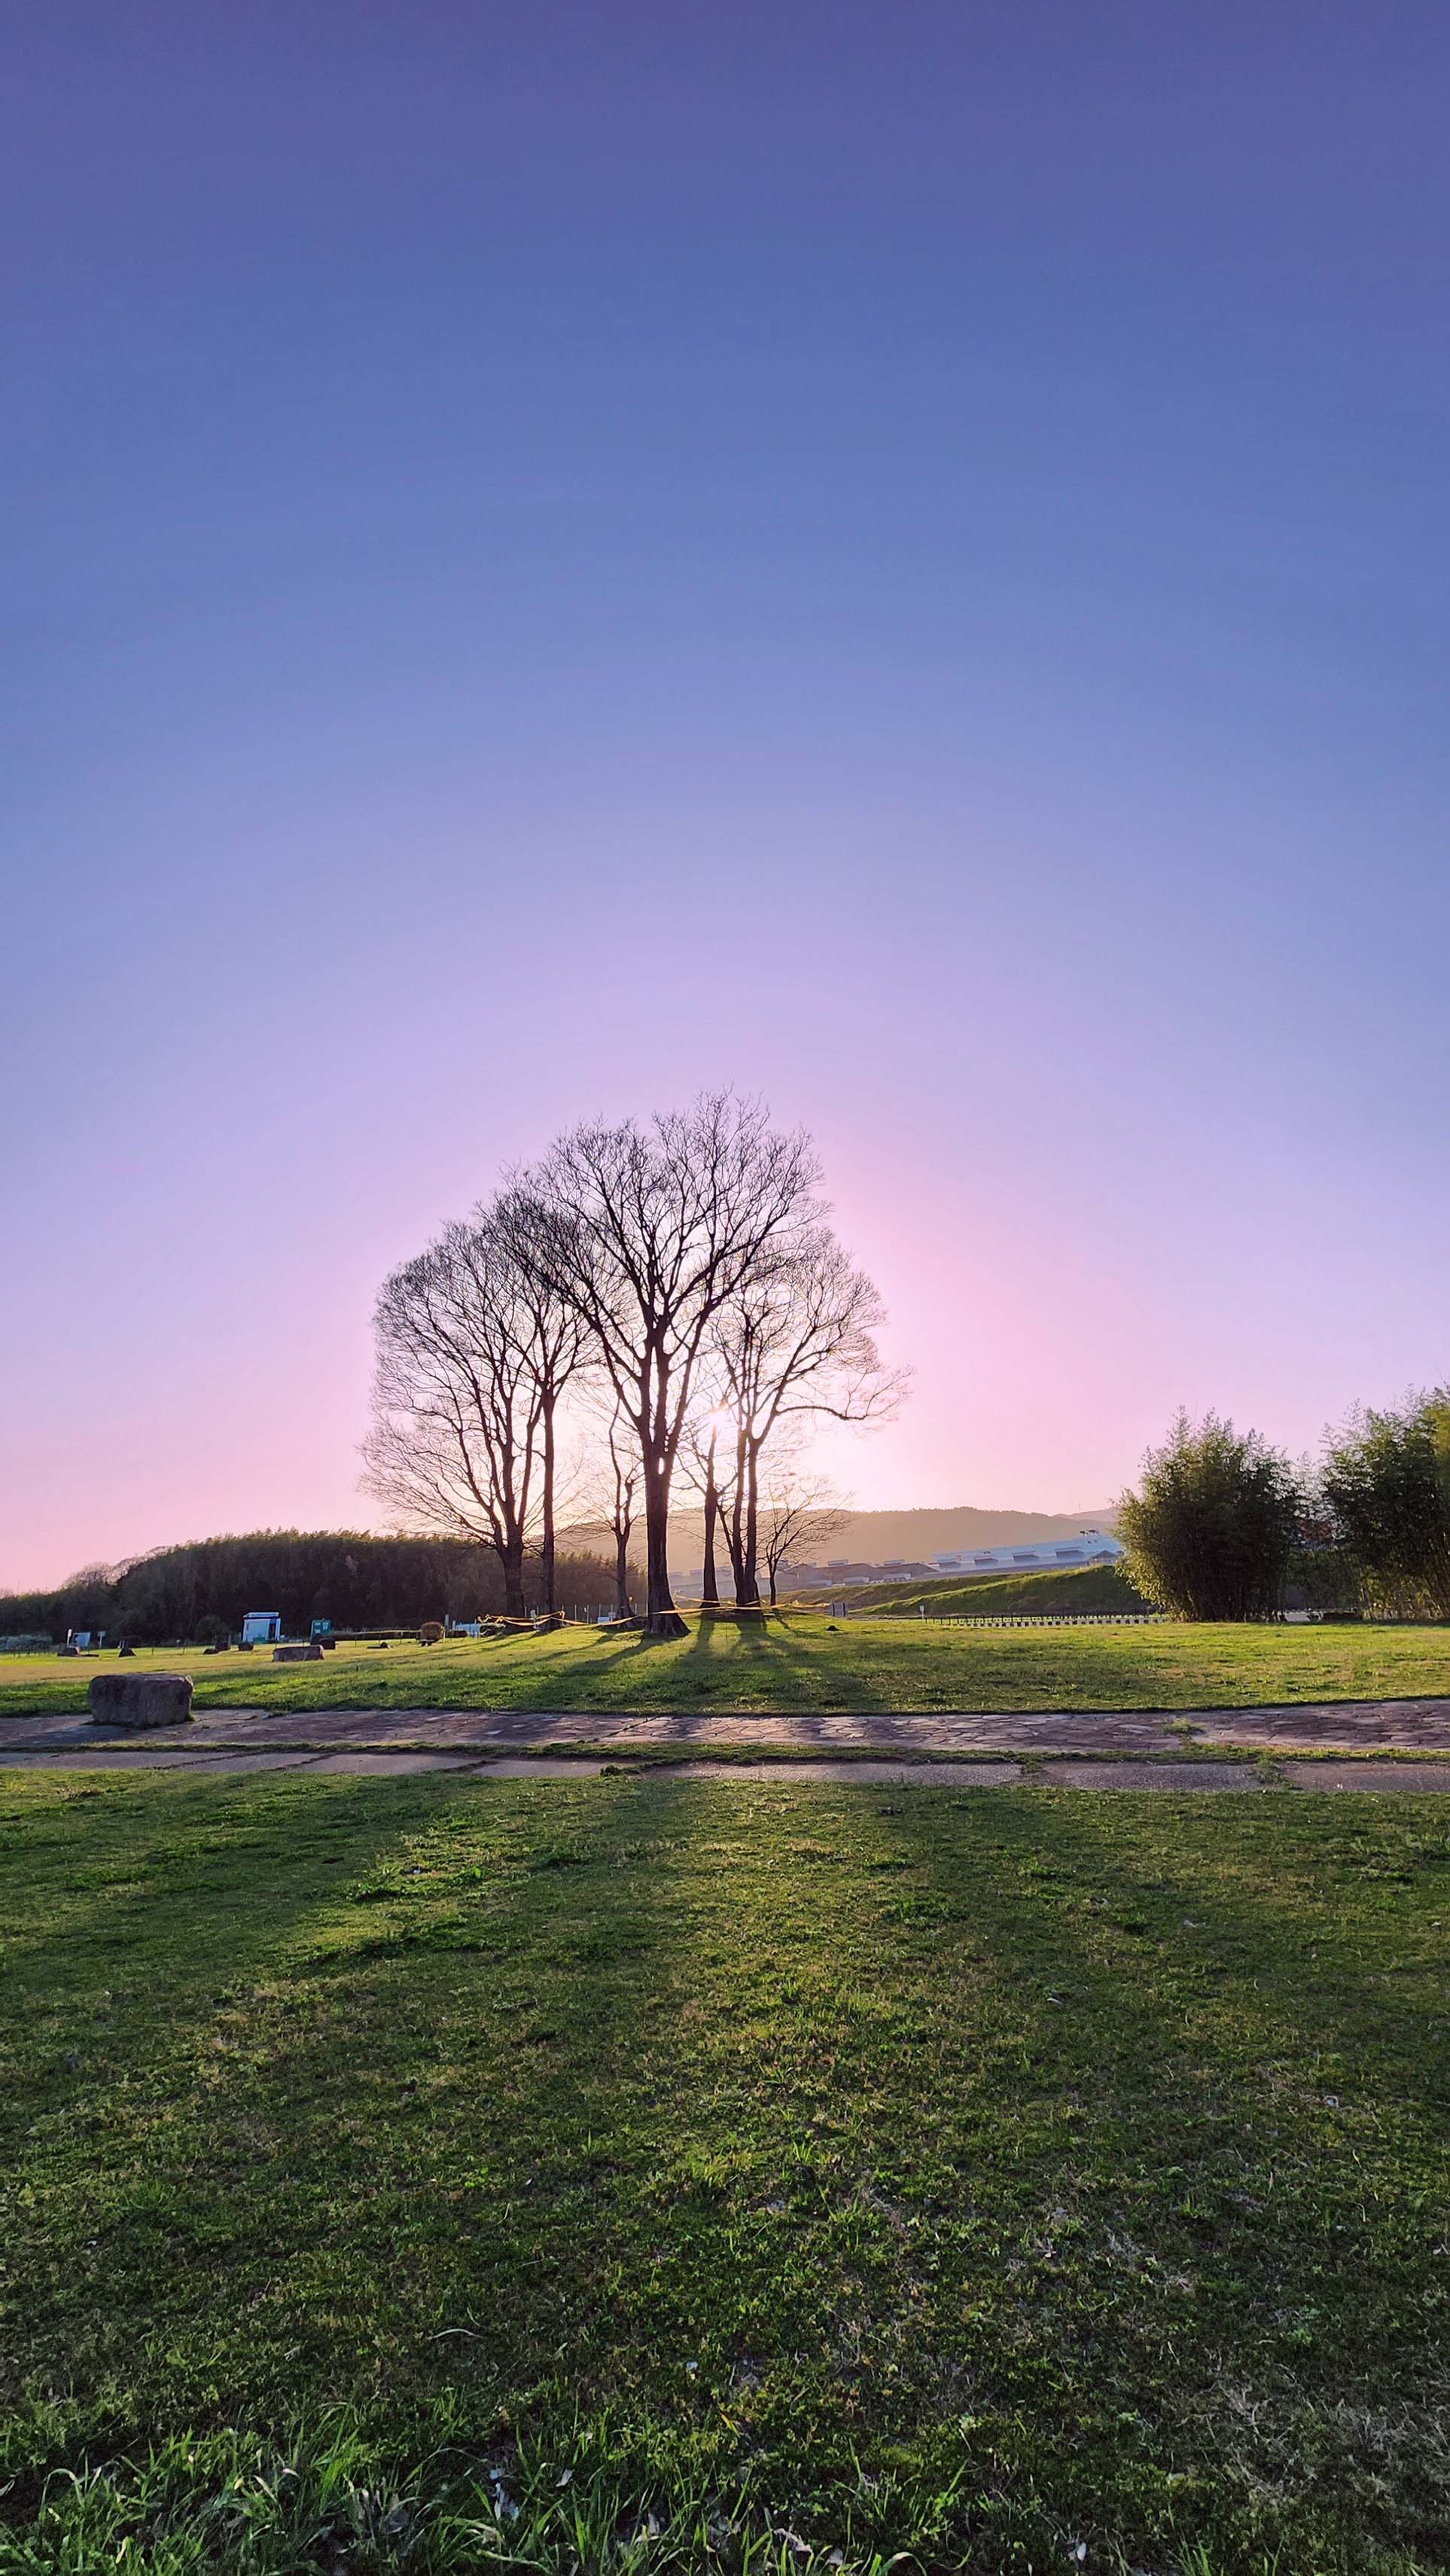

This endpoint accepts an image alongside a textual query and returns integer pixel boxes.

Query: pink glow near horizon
[5,956,1442,1588]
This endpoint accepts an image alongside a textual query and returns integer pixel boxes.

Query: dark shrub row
[0,1529,630,1645]
[1120,1393,1450,1621]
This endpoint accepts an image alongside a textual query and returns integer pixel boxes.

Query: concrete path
[4,1750,1450,1790]
[5,1698,1450,1787]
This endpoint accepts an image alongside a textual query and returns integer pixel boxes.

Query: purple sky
[4,2,1448,1589]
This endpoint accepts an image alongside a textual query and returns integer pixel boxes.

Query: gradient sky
[3,2,1448,1588]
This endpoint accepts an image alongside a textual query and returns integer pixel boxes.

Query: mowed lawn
[2,1771,1448,2573]
[2,1613,1449,1721]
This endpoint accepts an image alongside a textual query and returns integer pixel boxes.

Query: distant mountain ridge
[562,1503,1116,1566]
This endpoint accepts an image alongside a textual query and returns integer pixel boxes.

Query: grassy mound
[818,1562,1153,1617]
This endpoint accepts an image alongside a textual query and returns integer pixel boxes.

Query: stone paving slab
[0,1747,270,1770]
[193,1750,334,1773]
[666,1759,1024,1786]
[1037,1760,1266,1791]
[301,1751,483,1775]
[481,1757,629,1778]
[1281,1760,1450,1792]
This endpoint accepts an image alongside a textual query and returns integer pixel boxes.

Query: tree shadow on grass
[2,1773,1065,2564]
[2,1769,499,2411]
[0,1767,428,2001]
[862,1782,1450,2568]
[672,1615,891,1712]
[2,1773,747,2476]
[989,1784,1450,2119]
[13,1771,1446,2570]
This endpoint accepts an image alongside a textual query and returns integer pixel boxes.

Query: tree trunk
[722,1520,745,1601]
[501,1540,526,1620]
[540,1395,557,1614]
[641,1453,686,1637]
[614,1524,632,1619]
[739,1440,761,1607]
[701,1431,720,1606]
[768,1560,779,1607]
[730,1424,750,1605]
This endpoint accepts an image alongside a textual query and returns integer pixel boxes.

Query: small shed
[241,1611,282,1646]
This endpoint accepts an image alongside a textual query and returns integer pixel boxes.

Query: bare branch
[709,1224,906,1605]
[759,1471,854,1607]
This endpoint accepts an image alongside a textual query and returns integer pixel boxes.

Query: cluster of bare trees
[363,1094,902,1636]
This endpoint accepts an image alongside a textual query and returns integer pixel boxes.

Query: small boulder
[273,1642,324,1663]
[89,1672,194,1730]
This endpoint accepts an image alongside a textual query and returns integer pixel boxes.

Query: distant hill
[562,1502,1116,1569]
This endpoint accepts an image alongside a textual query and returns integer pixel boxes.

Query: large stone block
[88,1672,194,1730]
[273,1642,323,1663]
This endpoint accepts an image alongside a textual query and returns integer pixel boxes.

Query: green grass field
[2,1769,1448,2573]
[2,1612,1448,1721]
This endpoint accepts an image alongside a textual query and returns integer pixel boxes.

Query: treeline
[0,1530,629,1647]
[1119,1394,1450,1620]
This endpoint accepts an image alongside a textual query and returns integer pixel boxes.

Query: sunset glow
[3,5,1447,1589]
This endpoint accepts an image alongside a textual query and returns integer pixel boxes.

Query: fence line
[854,1611,1165,1629]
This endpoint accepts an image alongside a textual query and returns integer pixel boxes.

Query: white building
[931,1532,1123,1578]
[241,1610,282,1645]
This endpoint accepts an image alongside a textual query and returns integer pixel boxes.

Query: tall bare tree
[492,1185,586,1614]
[673,1408,730,1608]
[517,1093,821,1635]
[605,1407,641,1620]
[713,1226,902,1607]
[698,1421,723,1608]
[363,1201,582,1618]
[759,1474,852,1608]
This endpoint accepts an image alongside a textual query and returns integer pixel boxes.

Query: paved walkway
[4,1697,1450,1785]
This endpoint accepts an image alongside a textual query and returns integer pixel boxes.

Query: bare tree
[517,1094,822,1635]
[562,1393,644,1620]
[714,1225,903,1606]
[362,1202,582,1619]
[605,1407,641,1620]
[760,1476,852,1608]
[675,1406,732,1608]
[698,1420,724,1608]
[492,1185,586,1614]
